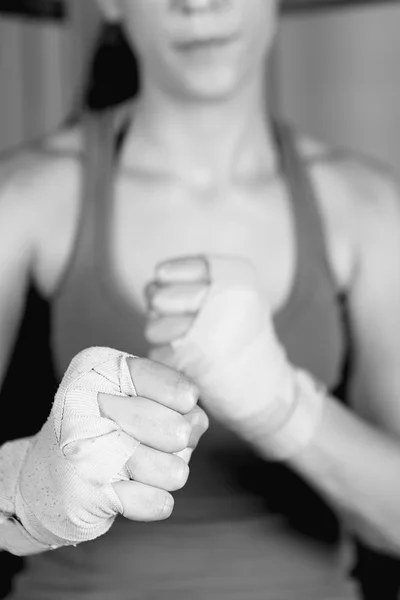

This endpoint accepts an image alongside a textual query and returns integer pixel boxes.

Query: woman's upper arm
[346,168,400,436]
[0,156,38,389]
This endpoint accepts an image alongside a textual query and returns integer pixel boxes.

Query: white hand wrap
[170,258,293,423]
[0,347,139,554]
[241,368,326,461]
[169,257,324,461]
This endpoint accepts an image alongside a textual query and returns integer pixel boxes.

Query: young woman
[1,1,400,598]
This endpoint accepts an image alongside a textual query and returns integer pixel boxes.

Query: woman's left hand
[145,255,296,436]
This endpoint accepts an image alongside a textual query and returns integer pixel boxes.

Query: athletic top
[10,109,357,600]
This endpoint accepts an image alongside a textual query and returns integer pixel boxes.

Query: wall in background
[278,3,400,174]
[0,0,100,153]
[0,2,400,177]
[0,15,69,151]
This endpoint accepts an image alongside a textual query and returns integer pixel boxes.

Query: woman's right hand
[10,347,208,550]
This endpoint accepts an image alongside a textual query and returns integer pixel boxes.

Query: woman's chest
[47,171,348,390]
[109,178,297,315]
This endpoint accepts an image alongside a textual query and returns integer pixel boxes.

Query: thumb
[175,406,209,463]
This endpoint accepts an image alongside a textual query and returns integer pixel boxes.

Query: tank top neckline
[85,108,335,334]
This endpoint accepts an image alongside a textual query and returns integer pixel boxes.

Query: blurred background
[0,0,400,176]
[0,2,400,598]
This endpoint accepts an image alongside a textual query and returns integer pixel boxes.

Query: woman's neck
[120,74,277,189]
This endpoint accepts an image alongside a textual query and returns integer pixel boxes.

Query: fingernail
[156,257,208,282]
[177,421,191,446]
[162,494,174,518]
[156,262,174,280]
[176,447,193,464]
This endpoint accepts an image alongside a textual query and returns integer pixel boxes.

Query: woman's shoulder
[0,103,129,215]
[294,128,399,216]
[0,123,87,296]
[291,126,400,291]
[0,123,84,212]
[0,122,86,241]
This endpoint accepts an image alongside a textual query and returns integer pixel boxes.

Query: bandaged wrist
[0,515,56,555]
[243,368,326,462]
[268,368,326,460]
[1,348,140,554]
[0,437,53,554]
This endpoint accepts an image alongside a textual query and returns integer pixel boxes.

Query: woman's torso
[32,110,354,343]
[10,108,358,599]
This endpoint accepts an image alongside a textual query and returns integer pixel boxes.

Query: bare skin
[1,0,400,558]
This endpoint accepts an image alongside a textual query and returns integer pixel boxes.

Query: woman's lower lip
[173,36,239,53]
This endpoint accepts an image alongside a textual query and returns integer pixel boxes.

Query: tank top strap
[85,109,116,260]
[90,109,123,292]
[68,110,116,285]
[49,110,114,305]
[59,110,338,322]
[274,121,338,295]
[87,114,340,326]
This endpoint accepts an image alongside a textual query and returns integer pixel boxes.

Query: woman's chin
[176,71,247,104]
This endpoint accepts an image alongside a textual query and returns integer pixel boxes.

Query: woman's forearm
[0,436,50,555]
[275,394,400,554]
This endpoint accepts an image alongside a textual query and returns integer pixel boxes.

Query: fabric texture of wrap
[0,347,139,553]
[166,256,324,460]
[168,257,295,423]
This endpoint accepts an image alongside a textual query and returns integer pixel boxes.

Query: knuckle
[69,347,116,373]
[126,356,145,383]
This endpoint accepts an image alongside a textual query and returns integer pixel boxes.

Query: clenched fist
[145,255,295,437]
[0,347,208,554]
